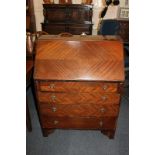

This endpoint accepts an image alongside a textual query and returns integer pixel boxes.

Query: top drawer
[38,81,118,93]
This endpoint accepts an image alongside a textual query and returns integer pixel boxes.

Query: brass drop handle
[54,120,59,125]
[52,107,57,112]
[99,121,103,127]
[100,108,105,113]
[102,96,107,101]
[103,85,108,90]
[49,83,55,89]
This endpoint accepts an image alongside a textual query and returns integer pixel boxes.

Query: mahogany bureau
[34,35,125,139]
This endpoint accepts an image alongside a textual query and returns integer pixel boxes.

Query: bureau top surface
[34,35,125,81]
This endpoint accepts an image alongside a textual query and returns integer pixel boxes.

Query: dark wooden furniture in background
[59,0,72,4]
[26,0,36,131]
[26,32,49,132]
[34,35,125,139]
[26,60,33,131]
[118,19,129,75]
[41,4,93,35]
[118,19,129,43]
[26,0,36,32]
[26,32,34,132]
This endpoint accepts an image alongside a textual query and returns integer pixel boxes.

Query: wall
[33,0,129,34]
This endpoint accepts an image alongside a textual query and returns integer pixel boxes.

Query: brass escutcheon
[99,121,103,127]
[100,108,105,113]
[52,107,57,112]
[103,85,108,90]
[54,120,59,125]
[102,96,107,101]
[51,95,56,101]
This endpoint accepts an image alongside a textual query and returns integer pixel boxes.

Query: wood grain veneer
[38,81,118,92]
[39,103,119,117]
[34,36,124,81]
[41,116,117,130]
[37,92,120,105]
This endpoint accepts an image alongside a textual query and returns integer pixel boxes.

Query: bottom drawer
[41,116,117,130]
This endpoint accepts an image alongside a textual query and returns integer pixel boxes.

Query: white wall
[33,0,129,34]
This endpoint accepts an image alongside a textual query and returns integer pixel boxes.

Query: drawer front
[42,24,66,34]
[39,81,118,93]
[38,92,120,105]
[43,6,92,23]
[39,103,119,117]
[41,116,117,129]
[68,24,92,35]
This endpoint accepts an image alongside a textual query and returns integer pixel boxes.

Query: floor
[26,86,129,155]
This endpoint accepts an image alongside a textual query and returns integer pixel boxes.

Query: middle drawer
[37,92,120,105]
[39,103,119,117]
